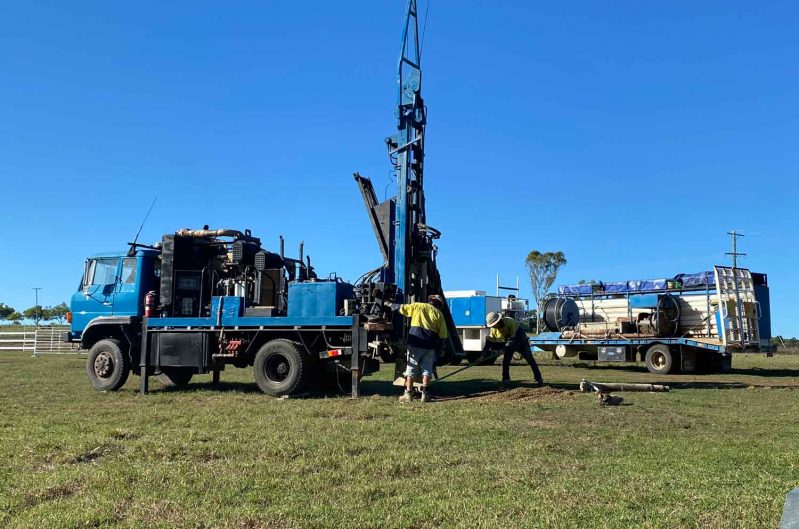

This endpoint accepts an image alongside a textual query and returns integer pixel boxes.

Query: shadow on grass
[158,381,262,394]
[151,376,576,401]
[137,365,799,398]
[360,378,583,401]
[565,361,799,380]
[728,367,799,378]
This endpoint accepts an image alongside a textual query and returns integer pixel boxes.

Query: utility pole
[726,230,746,269]
[724,231,746,347]
[32,287,42,326]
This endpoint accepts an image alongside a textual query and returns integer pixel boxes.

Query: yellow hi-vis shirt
[487,317,519,343]
[398,303,448,340]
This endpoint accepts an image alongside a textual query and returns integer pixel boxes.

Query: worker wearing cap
[485,312,543,385]
[387,294,448,403]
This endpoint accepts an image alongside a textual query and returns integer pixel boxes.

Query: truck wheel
[254,339,310,396]
[436,347,453,367]
[645,344,675,374]
[157,368,194,388]
[87,339,130,391]
[379,344,397,364]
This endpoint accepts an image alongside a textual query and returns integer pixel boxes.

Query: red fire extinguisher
[144,291,157,317]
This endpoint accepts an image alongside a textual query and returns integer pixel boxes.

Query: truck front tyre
[157,368,194,388]
[645,344,675,375]
[87,339,131,391]
[253,340,310,396]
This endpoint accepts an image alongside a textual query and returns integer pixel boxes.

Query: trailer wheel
[645,344,675,374]
[157,368,194,388]
[254,339,310,396]
[87,339,130,391]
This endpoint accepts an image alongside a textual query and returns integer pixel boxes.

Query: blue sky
[1,1,797,335]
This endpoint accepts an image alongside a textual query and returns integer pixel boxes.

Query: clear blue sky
[1,1,797,335]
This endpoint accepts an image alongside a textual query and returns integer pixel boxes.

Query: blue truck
[62,1,462,397]
[529,267,772,374]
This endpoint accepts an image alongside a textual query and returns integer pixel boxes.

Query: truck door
[113,257,141,316]
[71,257,120,332]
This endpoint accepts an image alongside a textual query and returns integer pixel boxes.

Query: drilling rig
[63,0,462,397]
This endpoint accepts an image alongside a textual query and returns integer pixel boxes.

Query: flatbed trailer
[530,266,772,374]
[530,332,735,373]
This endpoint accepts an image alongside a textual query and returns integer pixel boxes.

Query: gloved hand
[484,341,502,352]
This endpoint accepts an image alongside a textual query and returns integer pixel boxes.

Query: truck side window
[90,258,119,286]
[121,258,137,284]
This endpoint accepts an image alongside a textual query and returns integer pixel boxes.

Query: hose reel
[542,297,580,332]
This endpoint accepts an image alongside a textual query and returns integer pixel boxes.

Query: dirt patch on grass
[108,429,141,440]
[527,418,559,429]
[236,515,298,529]
[311,410,388,421]
[472,386,576,403]
[69,443,121,464]
[23,480,83,507]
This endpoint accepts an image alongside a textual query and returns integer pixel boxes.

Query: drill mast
[355,0,462,361]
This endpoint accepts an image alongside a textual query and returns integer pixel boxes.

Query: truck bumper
[60,331,79,343]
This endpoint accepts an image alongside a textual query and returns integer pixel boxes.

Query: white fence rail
[0,327,82,355]
[0,328,36,352]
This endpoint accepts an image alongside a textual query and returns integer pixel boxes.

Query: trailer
[529,266,772,374]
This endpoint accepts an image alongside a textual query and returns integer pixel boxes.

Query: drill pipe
[579,379,670,394]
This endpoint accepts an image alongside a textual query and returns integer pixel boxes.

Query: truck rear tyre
[436,348,453,367]
[157,368,194,388]
[645,344,675,375]
[254,339,310,396]
[87,338,130,391]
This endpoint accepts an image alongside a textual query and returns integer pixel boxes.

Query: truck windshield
[87,258,119,286]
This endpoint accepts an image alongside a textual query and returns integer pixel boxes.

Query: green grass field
[1,351,797,529]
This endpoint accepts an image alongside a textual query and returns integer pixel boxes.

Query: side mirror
[82,260,90,290]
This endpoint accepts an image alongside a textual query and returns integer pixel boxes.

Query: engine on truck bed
[158,228,316,318]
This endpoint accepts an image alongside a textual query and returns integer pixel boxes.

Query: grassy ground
[1,352,798,529]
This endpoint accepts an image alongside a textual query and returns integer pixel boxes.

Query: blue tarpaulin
[558,271,716,296]
[674,271,715,287]
[558,284,594,295]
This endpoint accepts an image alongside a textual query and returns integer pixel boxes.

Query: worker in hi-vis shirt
[387,295,447,403]
[485,312,543,385]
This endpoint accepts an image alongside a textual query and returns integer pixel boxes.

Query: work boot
[398,390,413,403]
[501,379,511,387]
[420,387,430,403]
[535,378,544,386]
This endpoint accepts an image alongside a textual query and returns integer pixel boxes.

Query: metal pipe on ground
[580,378,670,406]
[579,380,670,394]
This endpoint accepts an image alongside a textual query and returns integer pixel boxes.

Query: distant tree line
[0,302,69,325]
[772,336,799,352]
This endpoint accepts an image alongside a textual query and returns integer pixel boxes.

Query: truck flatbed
[530,332,725,353]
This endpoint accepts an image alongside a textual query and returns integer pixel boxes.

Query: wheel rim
[94,352,114,378]
[651,351,667,370]
[264,354,291,383]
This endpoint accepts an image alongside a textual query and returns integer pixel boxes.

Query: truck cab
[66,249,159,345]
